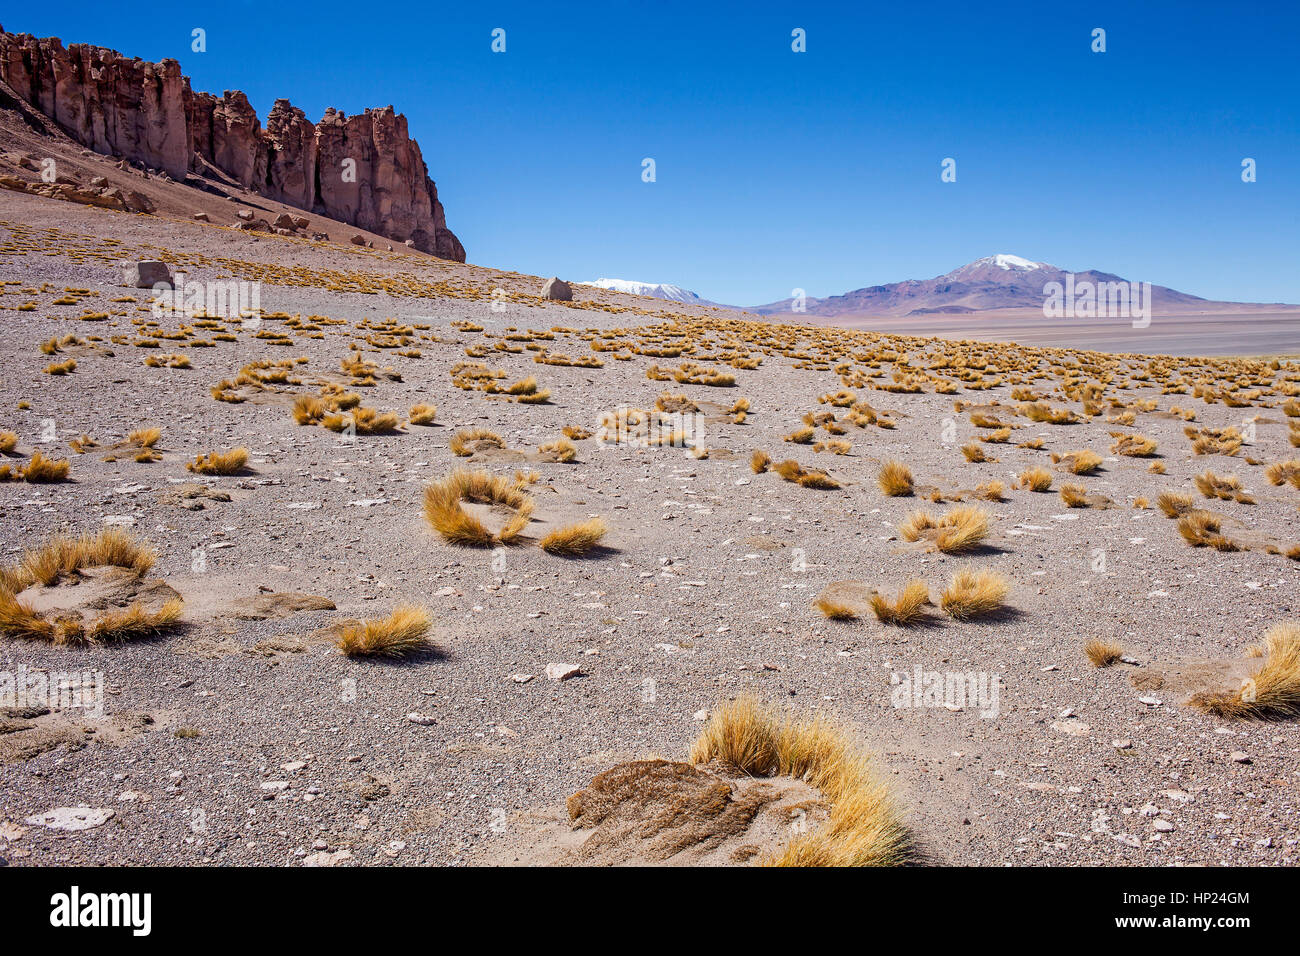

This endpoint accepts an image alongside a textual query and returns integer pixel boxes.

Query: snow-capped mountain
[579,278,707,304]
[746,254,1211,317]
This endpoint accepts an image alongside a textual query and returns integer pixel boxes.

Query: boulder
[272,212,296,230]
[542,277,573,301]
[122,260,172,288]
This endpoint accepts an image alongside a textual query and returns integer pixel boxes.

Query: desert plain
[0,188,1297,867]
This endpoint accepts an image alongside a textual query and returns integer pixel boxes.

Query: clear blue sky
[7,1,1298,304]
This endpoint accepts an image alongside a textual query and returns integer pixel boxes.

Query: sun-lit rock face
[0,29,464,261]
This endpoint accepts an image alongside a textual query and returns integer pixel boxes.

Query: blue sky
[7,1,1298,304]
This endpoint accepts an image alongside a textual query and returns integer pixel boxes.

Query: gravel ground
[0,191,1296,867]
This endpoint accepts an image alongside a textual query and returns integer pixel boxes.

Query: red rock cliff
[0,28,464,260]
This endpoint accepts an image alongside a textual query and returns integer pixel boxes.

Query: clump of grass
[1059,483,1090,508]
[1157,490,1194,517]
[961,443,989,463]
[408,403,438,425]
[815,596,859,621]
[186,448,249,476]
[1264,460,1300,489]
[939,568,1009,620]
[1084,639,1123,667]
[1190,621,1300,719]
[0,432,17,454]
[0,529,179,645]
[975,481,1005,502]
[1194,470,1252,503]
[751,450,771,474]
[784,425,815,444]
[321,407,401,434]
[538,437,577,463]
[423,469,534,547]
[1017,466,1053,492]
[43,358,76,375]
[770,459,839,489]
[1177,510,1240,551]
[1112,433,1158,457]
[539,517,608,556]
[450,427,505,456]
[127,427,161,449]
[292,395,325,425]
[1052,449,1103,475]
[689,697,907,867]
[869,580,930,625]
[336,605,433,658]
[12,451,71,483]
[878,460,913,497]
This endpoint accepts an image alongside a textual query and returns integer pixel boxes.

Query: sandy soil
[0,189,1297,867]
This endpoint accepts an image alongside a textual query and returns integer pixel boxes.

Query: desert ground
[0,189,1297,867]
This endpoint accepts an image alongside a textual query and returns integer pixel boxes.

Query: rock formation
[0,28,464,261]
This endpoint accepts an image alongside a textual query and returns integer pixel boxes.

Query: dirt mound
[227,592,337,621]
[0,707,153,765]
[480,759,826,866]
[18,566,179,619]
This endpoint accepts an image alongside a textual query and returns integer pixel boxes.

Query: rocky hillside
[0,28,463,260]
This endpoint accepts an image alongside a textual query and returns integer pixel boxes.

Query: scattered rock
[545,663,582,681]
[24,807,114,831]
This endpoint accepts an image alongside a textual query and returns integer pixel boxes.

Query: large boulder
[542,277,573,301]
[122,260,172,288]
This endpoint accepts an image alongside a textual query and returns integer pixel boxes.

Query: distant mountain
[580,278,709,304]
[745,254,1242,317]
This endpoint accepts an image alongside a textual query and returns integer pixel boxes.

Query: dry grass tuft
[1112,433,1158,457]
[186,447,249,476]
[975,480,1005,502]
[1157,491,1194,517]
[869,580,930,625]
[539,518,608,556]
[538,437,577,463]
[814,595,860,620]
[1177,510,1240,551]
[1084,638,1123,667]
[408,403,438,425]
[1059,483,1090,508]
[1190,621,1300,719]
[321,407,401,434]
[688,697,907,867]
[877,460,913,497]
[336,605,433,658]
[1053,449,1103,474]
[1264,460,1300,489]
[0,431,17,454]
[423,469,534,547]
[1017,466,1053,492]
[939,568,1010,620]
[5,450,71,483]
[751,450,771,474]
[450,427,505,456]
